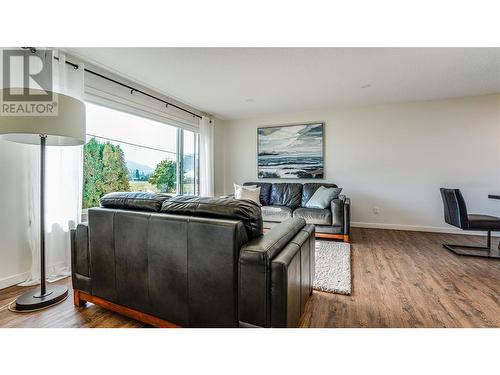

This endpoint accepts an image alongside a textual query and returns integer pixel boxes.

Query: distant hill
[127,155,196,174]
[126,160,154,174]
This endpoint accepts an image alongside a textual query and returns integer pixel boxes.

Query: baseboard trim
[0,271,30,290]
[351,221,500,237]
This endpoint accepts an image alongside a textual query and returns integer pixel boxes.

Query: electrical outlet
[373,206,380,215]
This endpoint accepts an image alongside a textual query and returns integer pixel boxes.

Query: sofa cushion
[304,186,342,209]
[293,207,332,225]
[261,205,293,223]
[160,195,263,240]
[100,192,172,212]
[263,221,342,233]
[244,182,272,206]
[301,183,338,207]
[270,183,303,209]
[234,184,261,205]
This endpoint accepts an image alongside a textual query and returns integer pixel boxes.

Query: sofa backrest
[160,195,263,240]
[100,191,172,212]
[301,182,338,207]
[270,183,303,209]
[87,207,249,327]
[244,182,339,208]
[100,193,263,241]
[243,182,272,206]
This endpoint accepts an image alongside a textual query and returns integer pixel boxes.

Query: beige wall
[215,94,500,233]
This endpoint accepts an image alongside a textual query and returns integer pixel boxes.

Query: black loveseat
[71,193,315,328]
[243,182,351,242]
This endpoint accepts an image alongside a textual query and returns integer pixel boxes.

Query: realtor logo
[1,48,57,116]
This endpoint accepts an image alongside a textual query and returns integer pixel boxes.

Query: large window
[83,102,199,208]
[181,129,199,195]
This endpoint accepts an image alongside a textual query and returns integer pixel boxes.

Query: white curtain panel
[19,51,84,286]
[199,116,214,197]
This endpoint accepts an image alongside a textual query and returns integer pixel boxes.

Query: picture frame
[257,122,324,179]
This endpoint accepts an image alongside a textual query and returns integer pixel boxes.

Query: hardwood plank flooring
[1,228,499,328]
[301,228,500,327]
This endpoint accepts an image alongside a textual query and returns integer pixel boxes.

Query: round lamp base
[15,285,68,312]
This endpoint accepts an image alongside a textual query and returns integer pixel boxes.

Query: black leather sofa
[71,193,315,328]
[243,182,351,242]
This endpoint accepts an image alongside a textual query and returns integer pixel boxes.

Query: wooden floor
[1,228,499,328]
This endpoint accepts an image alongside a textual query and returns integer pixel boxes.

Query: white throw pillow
[234,184,261,206]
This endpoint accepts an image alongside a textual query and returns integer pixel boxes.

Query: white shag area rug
[314,240,352,295]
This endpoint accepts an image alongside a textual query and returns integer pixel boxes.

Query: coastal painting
[258,122,324,179]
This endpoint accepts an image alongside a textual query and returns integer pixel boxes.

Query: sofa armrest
[270,242,301,327]
[330,195,351,236]
[331,198,344,227]
[342,196,351,236]
[239,217,306,327]
[70,223,91,293]
[271,224,315,327]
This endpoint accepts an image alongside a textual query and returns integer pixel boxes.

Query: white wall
[0,141,31,289]
[216,94,500,234]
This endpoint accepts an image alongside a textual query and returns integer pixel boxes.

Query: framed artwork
[257,122,324,179]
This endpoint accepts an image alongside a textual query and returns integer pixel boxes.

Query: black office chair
[440,188,500,259]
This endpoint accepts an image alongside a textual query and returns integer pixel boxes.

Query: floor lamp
[0,90,86,311]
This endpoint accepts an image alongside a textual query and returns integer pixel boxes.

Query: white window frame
[81,95,200,222]
[67,55,205,221]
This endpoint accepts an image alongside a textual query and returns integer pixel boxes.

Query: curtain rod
[23,48,203,120]
[60,57,203,120]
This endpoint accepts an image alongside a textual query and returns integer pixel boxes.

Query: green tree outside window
[83,137,180,208]
[83,138,130,208]
[148,159,177,193]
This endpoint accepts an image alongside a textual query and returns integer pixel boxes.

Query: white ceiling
[67,48,500,120]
